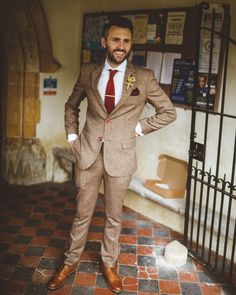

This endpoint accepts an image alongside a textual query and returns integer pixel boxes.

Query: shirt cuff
[135,122,144,136]
[68,134,78,142]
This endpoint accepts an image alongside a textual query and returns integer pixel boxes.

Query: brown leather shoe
[47,264,78,290]
[100,263,123,293]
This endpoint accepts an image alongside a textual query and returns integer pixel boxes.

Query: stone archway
[0,0,60,184]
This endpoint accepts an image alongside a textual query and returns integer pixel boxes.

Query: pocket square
[130,88,140,96]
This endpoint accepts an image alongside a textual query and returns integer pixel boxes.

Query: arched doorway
[0,0,60,184]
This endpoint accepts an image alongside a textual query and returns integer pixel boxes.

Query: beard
[106,48,131,65]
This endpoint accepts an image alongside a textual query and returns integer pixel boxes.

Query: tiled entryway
[0,182,235,294]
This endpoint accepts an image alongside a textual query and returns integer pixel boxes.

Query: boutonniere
[124,72,136,90]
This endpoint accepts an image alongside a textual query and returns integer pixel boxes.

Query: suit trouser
[64,148,132,267]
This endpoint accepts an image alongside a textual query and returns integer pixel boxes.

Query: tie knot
[109,69,118,79]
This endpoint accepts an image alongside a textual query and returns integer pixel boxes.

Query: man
[48,16,176,293]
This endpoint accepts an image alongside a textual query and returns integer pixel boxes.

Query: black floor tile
[34,206,47,213]
[198,271,222,284]
[15,211,30,218]
[45,213,58,221]
[2,225,21,233]
[56,222,72,230]
[138,278,159,293]
[85,241,101,251]
[78,261,99,274]
[137,220,152,228]
[93,211,105,218]
[137,236,153,245]
[11,266,34,280]
[25,246,45,256]
[48,238,66,248]
[58,191,69,197]
[95,273,107,288]
[0,243,8,253]
[177,258,195,271]
[120,244,136,254]
[13,235,32,244]
[38,258,61,270]
[24,219,41,227]
[154,229,170,238]
[62,209,75,215]
[0,253,21,265]
[119,265,138,277]
[6,204,19,210]
[138,255,156,267]
[180,282,202,295]
[121,228,137,235]
[36,228,53,237]
[71,285,94,295]
[122,213,137,220]
[158,266,178,280]
[89,225,104,233]
[25,282,48,295]
[52,201,64,208]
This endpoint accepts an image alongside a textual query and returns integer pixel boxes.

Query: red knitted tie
[104,69,118,114]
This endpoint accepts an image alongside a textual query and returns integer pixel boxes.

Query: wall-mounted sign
[43,76,57,95]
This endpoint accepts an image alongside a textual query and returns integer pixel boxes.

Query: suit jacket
[64,61,176,177]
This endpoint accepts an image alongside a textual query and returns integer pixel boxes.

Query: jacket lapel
[110,62,136,116]
[91,63,108,113]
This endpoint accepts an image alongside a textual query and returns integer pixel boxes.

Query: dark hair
[102,16,133,38]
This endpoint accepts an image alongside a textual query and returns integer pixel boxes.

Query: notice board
[81,4,229,111]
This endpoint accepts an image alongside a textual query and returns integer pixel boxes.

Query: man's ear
[101,37,106,49]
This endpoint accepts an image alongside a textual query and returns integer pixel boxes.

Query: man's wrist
[135,122,144,137]
[68,134,78,142]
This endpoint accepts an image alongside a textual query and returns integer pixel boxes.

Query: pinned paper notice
[160,52,181,84]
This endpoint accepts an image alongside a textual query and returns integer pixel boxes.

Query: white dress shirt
[68,59,143,141]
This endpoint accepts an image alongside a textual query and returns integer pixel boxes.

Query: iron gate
[184,4,236,286]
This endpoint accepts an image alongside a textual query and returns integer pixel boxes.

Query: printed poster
[171,59,194,105]
[165,12,186,45]
[198,38,221,74]
[133,14,148,44]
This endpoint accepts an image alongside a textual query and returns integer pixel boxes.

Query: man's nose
[117,41,125,49]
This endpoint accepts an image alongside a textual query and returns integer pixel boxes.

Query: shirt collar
[104,58,127,73]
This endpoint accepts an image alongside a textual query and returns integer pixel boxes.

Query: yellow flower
[124,72,136,90]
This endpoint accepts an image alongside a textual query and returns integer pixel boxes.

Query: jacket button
[98,136,104,142]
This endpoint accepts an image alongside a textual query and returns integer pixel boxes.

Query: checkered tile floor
[0,182,235,294]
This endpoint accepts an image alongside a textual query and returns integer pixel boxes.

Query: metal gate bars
[184,4,236,286]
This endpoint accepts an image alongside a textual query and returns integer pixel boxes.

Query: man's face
[198,76,206,88]
[101,26,132,67]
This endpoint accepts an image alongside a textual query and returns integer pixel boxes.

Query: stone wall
[3,138,46,185]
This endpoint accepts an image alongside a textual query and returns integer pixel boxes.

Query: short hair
[102,16,133,38]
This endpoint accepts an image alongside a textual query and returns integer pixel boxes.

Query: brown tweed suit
[64,61,176,267]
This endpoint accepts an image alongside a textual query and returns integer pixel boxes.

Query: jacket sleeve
[139,69,176,134]
[64,65,86,137]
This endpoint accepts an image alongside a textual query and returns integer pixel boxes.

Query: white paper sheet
[160,52,181,84]
[146,51,163,82]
